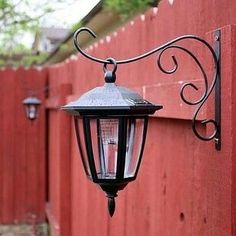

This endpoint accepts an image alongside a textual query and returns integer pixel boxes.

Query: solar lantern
[62,58,163,216]
[22,96,41,121]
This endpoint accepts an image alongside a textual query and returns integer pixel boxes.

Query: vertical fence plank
[13,68,27,222]
[46,79,72,236]
[1,69,16,223]
[58,83,72,236]
[230,25,236,236]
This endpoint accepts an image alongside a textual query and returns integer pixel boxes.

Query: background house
[33,27,70,53]
[41,0,121,65]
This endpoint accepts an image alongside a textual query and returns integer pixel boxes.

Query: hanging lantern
[22,96,41,121]
[62,58,163,216]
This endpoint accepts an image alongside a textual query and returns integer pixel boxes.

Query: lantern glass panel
[91,118,119,179]
[74,117,91,177]
[26,104,37,120]
[124,118,146,178]
[90,117,147,180]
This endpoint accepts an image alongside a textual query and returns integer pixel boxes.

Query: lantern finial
[107,194,117,217]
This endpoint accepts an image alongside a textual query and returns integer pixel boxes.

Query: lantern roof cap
[22,96,41,105]
[62,83,162,116]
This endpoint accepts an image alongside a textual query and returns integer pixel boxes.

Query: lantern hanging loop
[103,57,117,83]
[103,57,117,74]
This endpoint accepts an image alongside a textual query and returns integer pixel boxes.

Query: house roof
[40,27,70,42]
[42,0,121,65]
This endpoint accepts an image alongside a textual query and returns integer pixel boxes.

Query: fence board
[1,69,16,223]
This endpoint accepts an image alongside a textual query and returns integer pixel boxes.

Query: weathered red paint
[231,26,236,236]
[1,0,236,236]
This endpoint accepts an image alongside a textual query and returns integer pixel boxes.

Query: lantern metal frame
[75,116,149,182]
[22,96,41,121]
[73,27,221,150]
[74,115,149,216]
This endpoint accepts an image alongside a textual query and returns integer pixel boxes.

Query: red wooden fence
[1,0,236,235]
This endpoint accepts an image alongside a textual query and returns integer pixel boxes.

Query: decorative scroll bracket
[73,27,221,150]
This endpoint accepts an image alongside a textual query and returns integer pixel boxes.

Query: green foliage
[104,0,159,20]
[21,52,49,66]
[0,59,6,67]
[59,43,70,52]
[71,21,83,33]
[0,50,49,67]
[0,0,52,38]
[0,0,72,66]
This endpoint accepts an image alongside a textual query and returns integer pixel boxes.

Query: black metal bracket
[213,30,221,150]
[73,27,221,150]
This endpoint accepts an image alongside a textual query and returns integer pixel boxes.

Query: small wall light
[22,96,41,121]
[62,27,221,216]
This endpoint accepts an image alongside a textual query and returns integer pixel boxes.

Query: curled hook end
[73,27,109,64]
[192,118,218,141]
[73,27,97,41]
[157,50,178,74]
